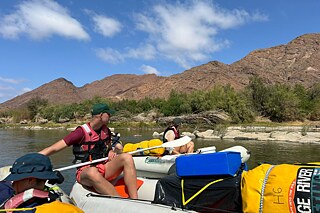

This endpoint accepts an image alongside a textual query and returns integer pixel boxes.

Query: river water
[0,128,319,194]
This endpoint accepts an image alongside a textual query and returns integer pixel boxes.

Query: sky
[0,0,319,104]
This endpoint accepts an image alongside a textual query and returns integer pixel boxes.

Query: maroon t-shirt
[64,127,86,146]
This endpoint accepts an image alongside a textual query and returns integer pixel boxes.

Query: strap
[81,124,93,161]
[181,178,224,206]
[0,207,35,212]
[81,124,91,134]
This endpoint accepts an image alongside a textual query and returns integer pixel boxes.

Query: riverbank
[2,120,320,144]
[153,125,320,144]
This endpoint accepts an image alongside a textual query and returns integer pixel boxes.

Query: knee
[189,141,194,148]
[83,168,101,182]
[187,141,194,153]
[119,153,134,165]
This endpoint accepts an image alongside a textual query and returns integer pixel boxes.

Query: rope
[0,207,35,212]
[181,178,224,206]
[259,165,275,213]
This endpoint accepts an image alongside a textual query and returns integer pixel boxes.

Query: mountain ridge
[1,33,320,111]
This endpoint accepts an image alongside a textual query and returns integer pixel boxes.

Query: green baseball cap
[91,103,116,115]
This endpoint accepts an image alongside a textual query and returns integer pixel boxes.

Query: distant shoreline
[2,121,320,144]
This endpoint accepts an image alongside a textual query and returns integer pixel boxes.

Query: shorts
[76,163,106,183]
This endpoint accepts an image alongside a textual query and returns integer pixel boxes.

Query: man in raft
[40,103,138,199]
[163,118,194,154]
[3,153,83,212]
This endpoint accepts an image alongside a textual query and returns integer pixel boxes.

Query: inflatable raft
[0,166,11,181]
[1,145,251,213]
[70,179,196,213]
[70,147,250,213]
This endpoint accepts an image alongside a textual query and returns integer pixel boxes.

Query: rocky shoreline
[153,126,320,144]
[2,122,320,144]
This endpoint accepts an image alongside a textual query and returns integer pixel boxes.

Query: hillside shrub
[265,84,303,122]
[6,81,320,124]
[308,99,320,120]
[160,91,191,116]
[27,97,48,121]
[245,76,270,115]
[12,108,30,123]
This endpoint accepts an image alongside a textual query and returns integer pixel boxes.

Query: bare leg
[104,153,138,199]
[178,141,194,154]
[79,167,119,196]
[186,141,194,153]
[173,146,182,154]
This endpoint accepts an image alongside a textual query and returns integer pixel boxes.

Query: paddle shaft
[56,145,162,171]
[56,136,191,172]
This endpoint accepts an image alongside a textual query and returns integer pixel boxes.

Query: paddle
[56,136,191,172]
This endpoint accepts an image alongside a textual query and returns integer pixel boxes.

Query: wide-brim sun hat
[5,153,59,181]
[91,103,116,115]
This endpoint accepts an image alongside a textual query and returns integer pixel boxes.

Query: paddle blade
[162,136,191,148]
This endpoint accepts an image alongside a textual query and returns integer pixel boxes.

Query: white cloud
[0,76,24,84]
[0,93,10,99]
[20,87,32,94]
[133,1,268,68]
[140,65,160,75]
[91,1,267,70]
[0,85,15,91]
[0,84,31,103]
[0,0,89,40]
[125,44,157,60]
[95,48,124,64]
[95,43,157,65]
[92,14,122,37]
[0,76,30,103]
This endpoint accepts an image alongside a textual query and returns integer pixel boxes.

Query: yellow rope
[0,207,35,212]
[48,186,60,191]
[181,178,224,206]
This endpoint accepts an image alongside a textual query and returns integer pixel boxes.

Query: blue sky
[0,0,319,104]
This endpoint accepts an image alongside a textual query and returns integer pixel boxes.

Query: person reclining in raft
[39,103,138,199]
[163,118,194,155]
[2,153,83,213]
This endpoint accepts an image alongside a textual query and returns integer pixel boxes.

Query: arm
[164,130,175,142]
[39,139,68,156]
[40,127,84,156]
[164,130,180,155]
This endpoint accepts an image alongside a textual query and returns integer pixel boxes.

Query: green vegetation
[2,76,320,125]
[27,96,48,121]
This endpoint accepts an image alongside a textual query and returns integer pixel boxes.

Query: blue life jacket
[0,181,14,208]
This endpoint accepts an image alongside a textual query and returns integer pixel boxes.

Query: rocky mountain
[1,33,319,111]
[1,78,81,111]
